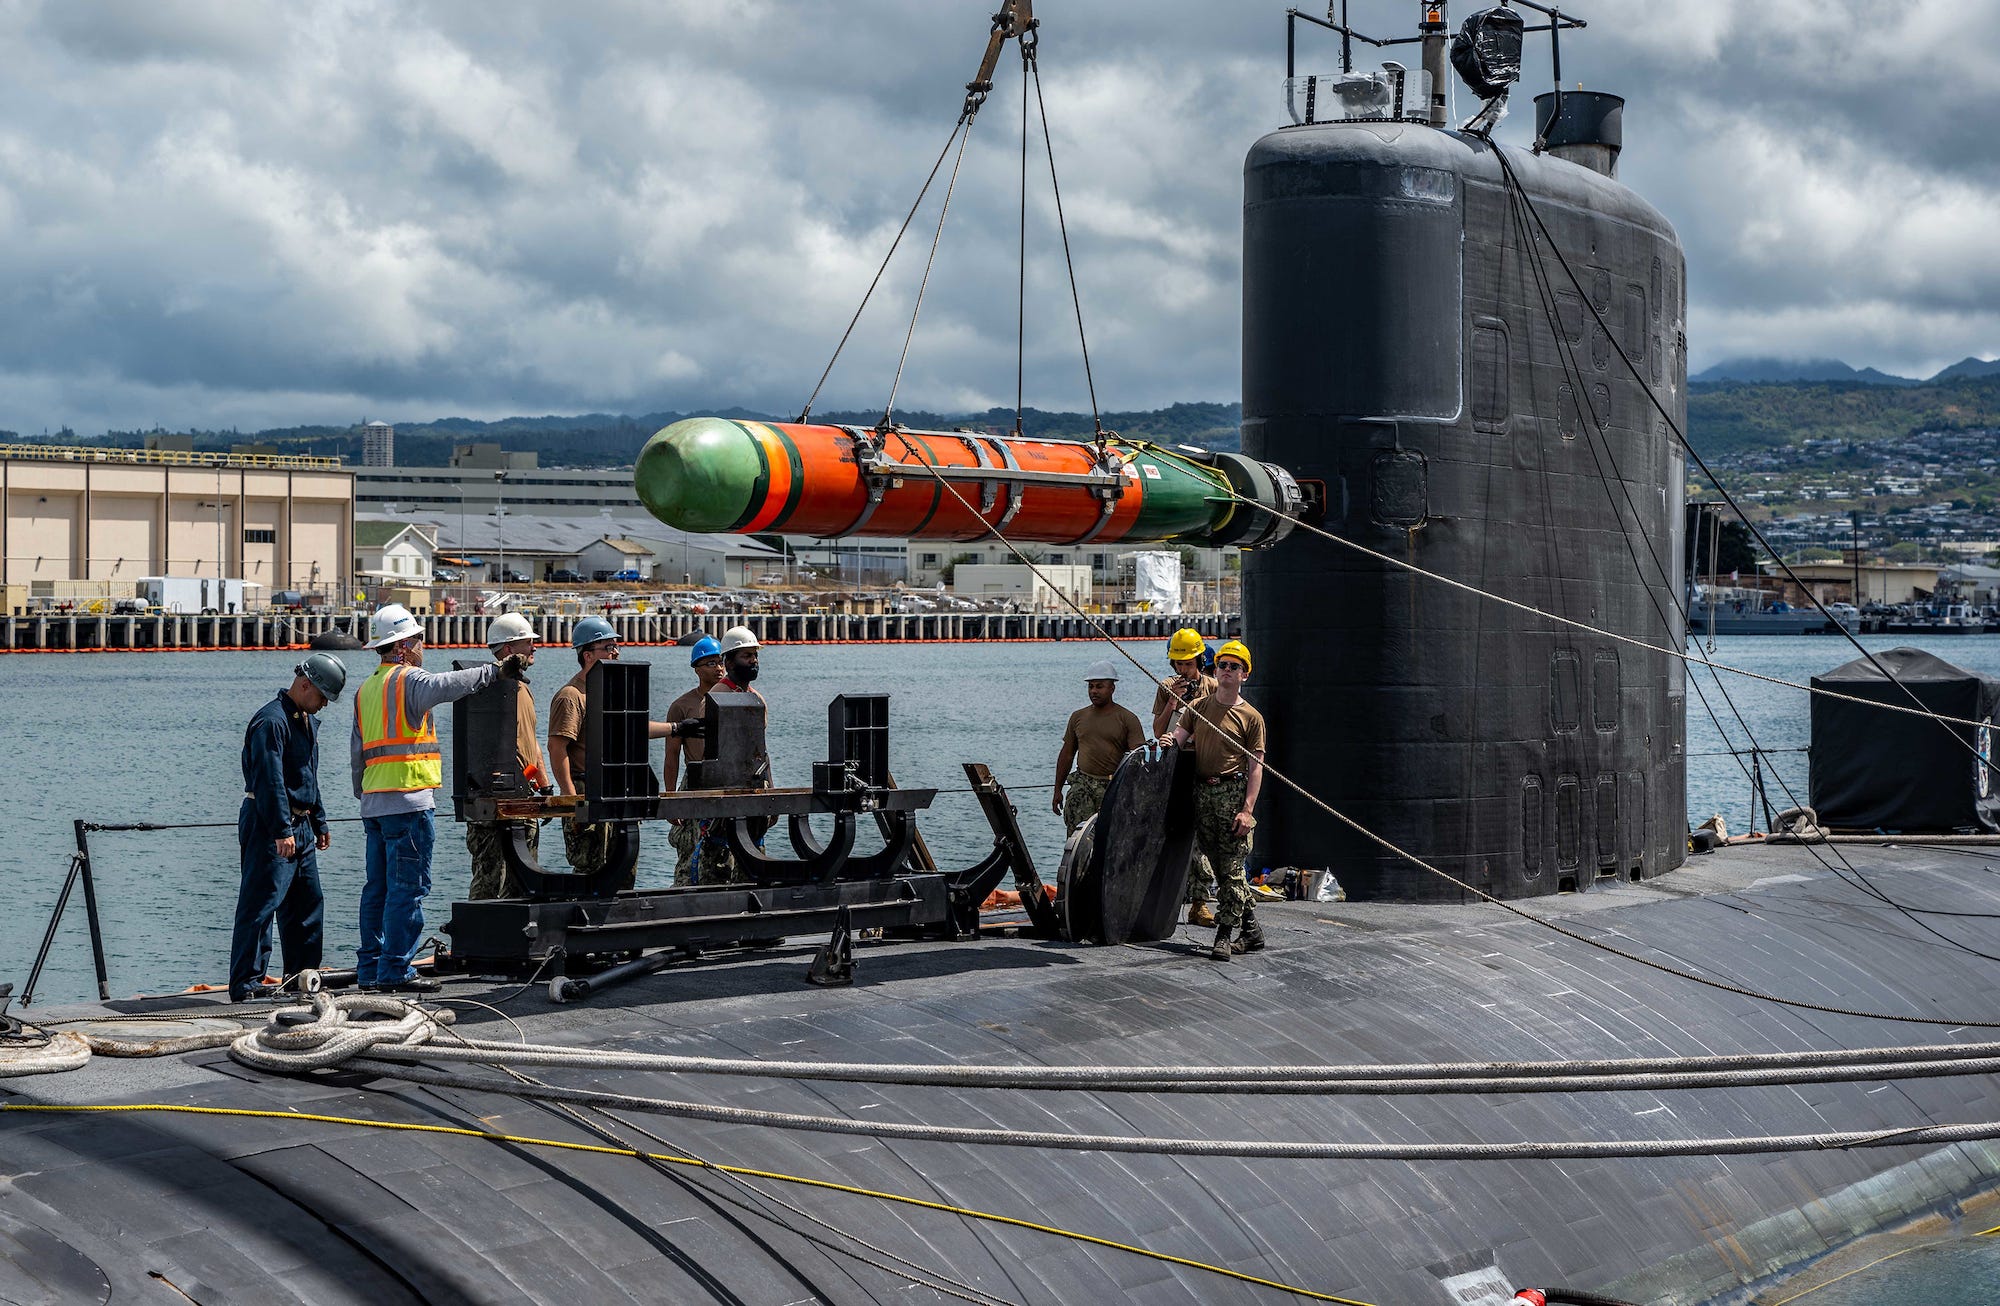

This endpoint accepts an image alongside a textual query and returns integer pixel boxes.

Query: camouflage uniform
[563,816,634,892]
[667,821,699,884]
[1193,775,1252,931]
[1185,850,1216,904]
[1061,772,1110,834]
[692,823,749,885]
[466,819,540,900]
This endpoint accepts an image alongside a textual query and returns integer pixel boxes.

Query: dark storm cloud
[0,0,1992,436]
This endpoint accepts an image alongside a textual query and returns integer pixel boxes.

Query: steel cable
[326,1060,2000,1162]
[797,113,971,424]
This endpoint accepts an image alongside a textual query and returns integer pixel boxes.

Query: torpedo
[635,416,1316,548]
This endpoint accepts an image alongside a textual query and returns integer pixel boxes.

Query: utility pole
[494,470,507,585]
[1850,509,1863,606]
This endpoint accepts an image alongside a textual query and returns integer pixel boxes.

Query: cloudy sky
[1,0,1994,436]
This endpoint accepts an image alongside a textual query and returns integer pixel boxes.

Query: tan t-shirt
[1153,673,1216,724]
[547,671,588,791]
[515,687,544,782]
[1181,693,1266,779]
[666,684,709,770]
[1062,703,1146,779]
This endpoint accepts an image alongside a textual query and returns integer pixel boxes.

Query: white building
[353,519,437,586]
[361,421,394,468]
[906,539,1233,588]
[576,537,655,581]
[953,563,1092,609]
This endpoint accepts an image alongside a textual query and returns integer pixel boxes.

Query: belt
[1199,773,1246,786]
[244,793,316,819]
[1077,771,1112,782]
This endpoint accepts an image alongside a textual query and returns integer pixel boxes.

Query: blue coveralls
[231,690,326,999]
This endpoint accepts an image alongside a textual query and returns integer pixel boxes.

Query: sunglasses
[1216,660,1247,673]
[587,642,620,656]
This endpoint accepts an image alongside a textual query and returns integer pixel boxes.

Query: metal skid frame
[441,663,1044,991]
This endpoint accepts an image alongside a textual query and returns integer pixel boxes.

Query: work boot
[1188,900,1216,928]
[1233,908,1267,954]
[1209,924,1234,962]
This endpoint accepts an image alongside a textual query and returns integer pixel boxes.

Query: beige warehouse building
[1,443,355,597]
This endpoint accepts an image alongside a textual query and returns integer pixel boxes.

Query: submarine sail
[1242,72,1688,899]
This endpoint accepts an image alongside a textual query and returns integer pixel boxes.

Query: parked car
[549,568,584,583]
[433,567,463,583]
[609,568,643,583]
[501,568,532,583]
[755,573,786,585]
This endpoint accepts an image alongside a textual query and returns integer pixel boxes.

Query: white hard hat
[366,603,424,649]
[719,625,760,656]
[1086,658,1121,682]
[485,612,535,648]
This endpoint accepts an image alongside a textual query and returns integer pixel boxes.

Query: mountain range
[1692,355,2000,386]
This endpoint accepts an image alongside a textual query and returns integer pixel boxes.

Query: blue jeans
[231,803,323,999]
[358,809,435,987]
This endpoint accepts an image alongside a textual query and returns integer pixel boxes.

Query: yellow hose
[1,1101,1375,1305]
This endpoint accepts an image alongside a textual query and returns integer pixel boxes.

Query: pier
[0,610,1235,653]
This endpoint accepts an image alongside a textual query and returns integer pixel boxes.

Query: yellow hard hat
[1167,627,1205,662]
[1215,639,1252,673]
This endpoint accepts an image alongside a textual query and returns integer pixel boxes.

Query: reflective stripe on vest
[356,664,442,793]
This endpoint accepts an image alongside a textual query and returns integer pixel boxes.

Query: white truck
[137,576,246,614]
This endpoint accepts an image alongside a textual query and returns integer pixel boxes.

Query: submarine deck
[8,843,2000,1306]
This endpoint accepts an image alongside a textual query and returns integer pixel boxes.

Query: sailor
[547,617,694,885]
[664,635,725,883]
[687,624,768,885]
[230,653,345,1002]
[1153,626,1219,924]
[465,612,548,901]
[1151,627,1216,736]
[352,604,519,994]
[1170,639,1267,962]
[1052,658,1146,834]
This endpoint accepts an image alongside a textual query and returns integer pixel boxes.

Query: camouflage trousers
[1062,772,1110,834]
[1192,775,1251,930]
[466,820,541,900]
[668,819,748,885]
[1185,848,1216,905]
[563,817,635,892]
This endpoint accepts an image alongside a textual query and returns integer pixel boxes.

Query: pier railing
[1,609,1236,653]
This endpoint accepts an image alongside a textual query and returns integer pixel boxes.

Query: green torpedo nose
[634,418,763,534]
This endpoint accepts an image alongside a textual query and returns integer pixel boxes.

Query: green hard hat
[296,652,348,700]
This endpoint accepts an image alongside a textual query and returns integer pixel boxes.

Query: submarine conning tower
[1244,8,1688,901]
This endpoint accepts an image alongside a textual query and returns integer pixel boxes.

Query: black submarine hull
[1242,123,1688,902]
[6,845,2000,1305]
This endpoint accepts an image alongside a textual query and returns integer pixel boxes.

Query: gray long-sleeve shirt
[350,661,499,817]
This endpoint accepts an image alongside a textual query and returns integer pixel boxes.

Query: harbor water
[5,634,2000,1003]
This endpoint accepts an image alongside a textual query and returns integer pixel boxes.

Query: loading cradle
[439,659,1055,992]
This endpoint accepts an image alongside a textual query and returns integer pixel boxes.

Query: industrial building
[2,443,355,605]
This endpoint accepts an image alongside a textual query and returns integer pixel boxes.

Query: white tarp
[1133,551,1182,614]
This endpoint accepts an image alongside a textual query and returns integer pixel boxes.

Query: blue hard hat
[571,616,618,649]
[688,635,721,665]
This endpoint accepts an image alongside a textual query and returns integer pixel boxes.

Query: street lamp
[494,470,507,584]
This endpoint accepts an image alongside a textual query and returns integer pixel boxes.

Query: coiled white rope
[229,992,450,1073]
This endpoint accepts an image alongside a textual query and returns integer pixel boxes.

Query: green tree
[938,551,980,584]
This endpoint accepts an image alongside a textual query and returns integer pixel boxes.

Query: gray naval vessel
[8,5,2000,1305]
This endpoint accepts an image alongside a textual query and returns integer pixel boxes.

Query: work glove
[499,653,528,680]
[677,718,707,740]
